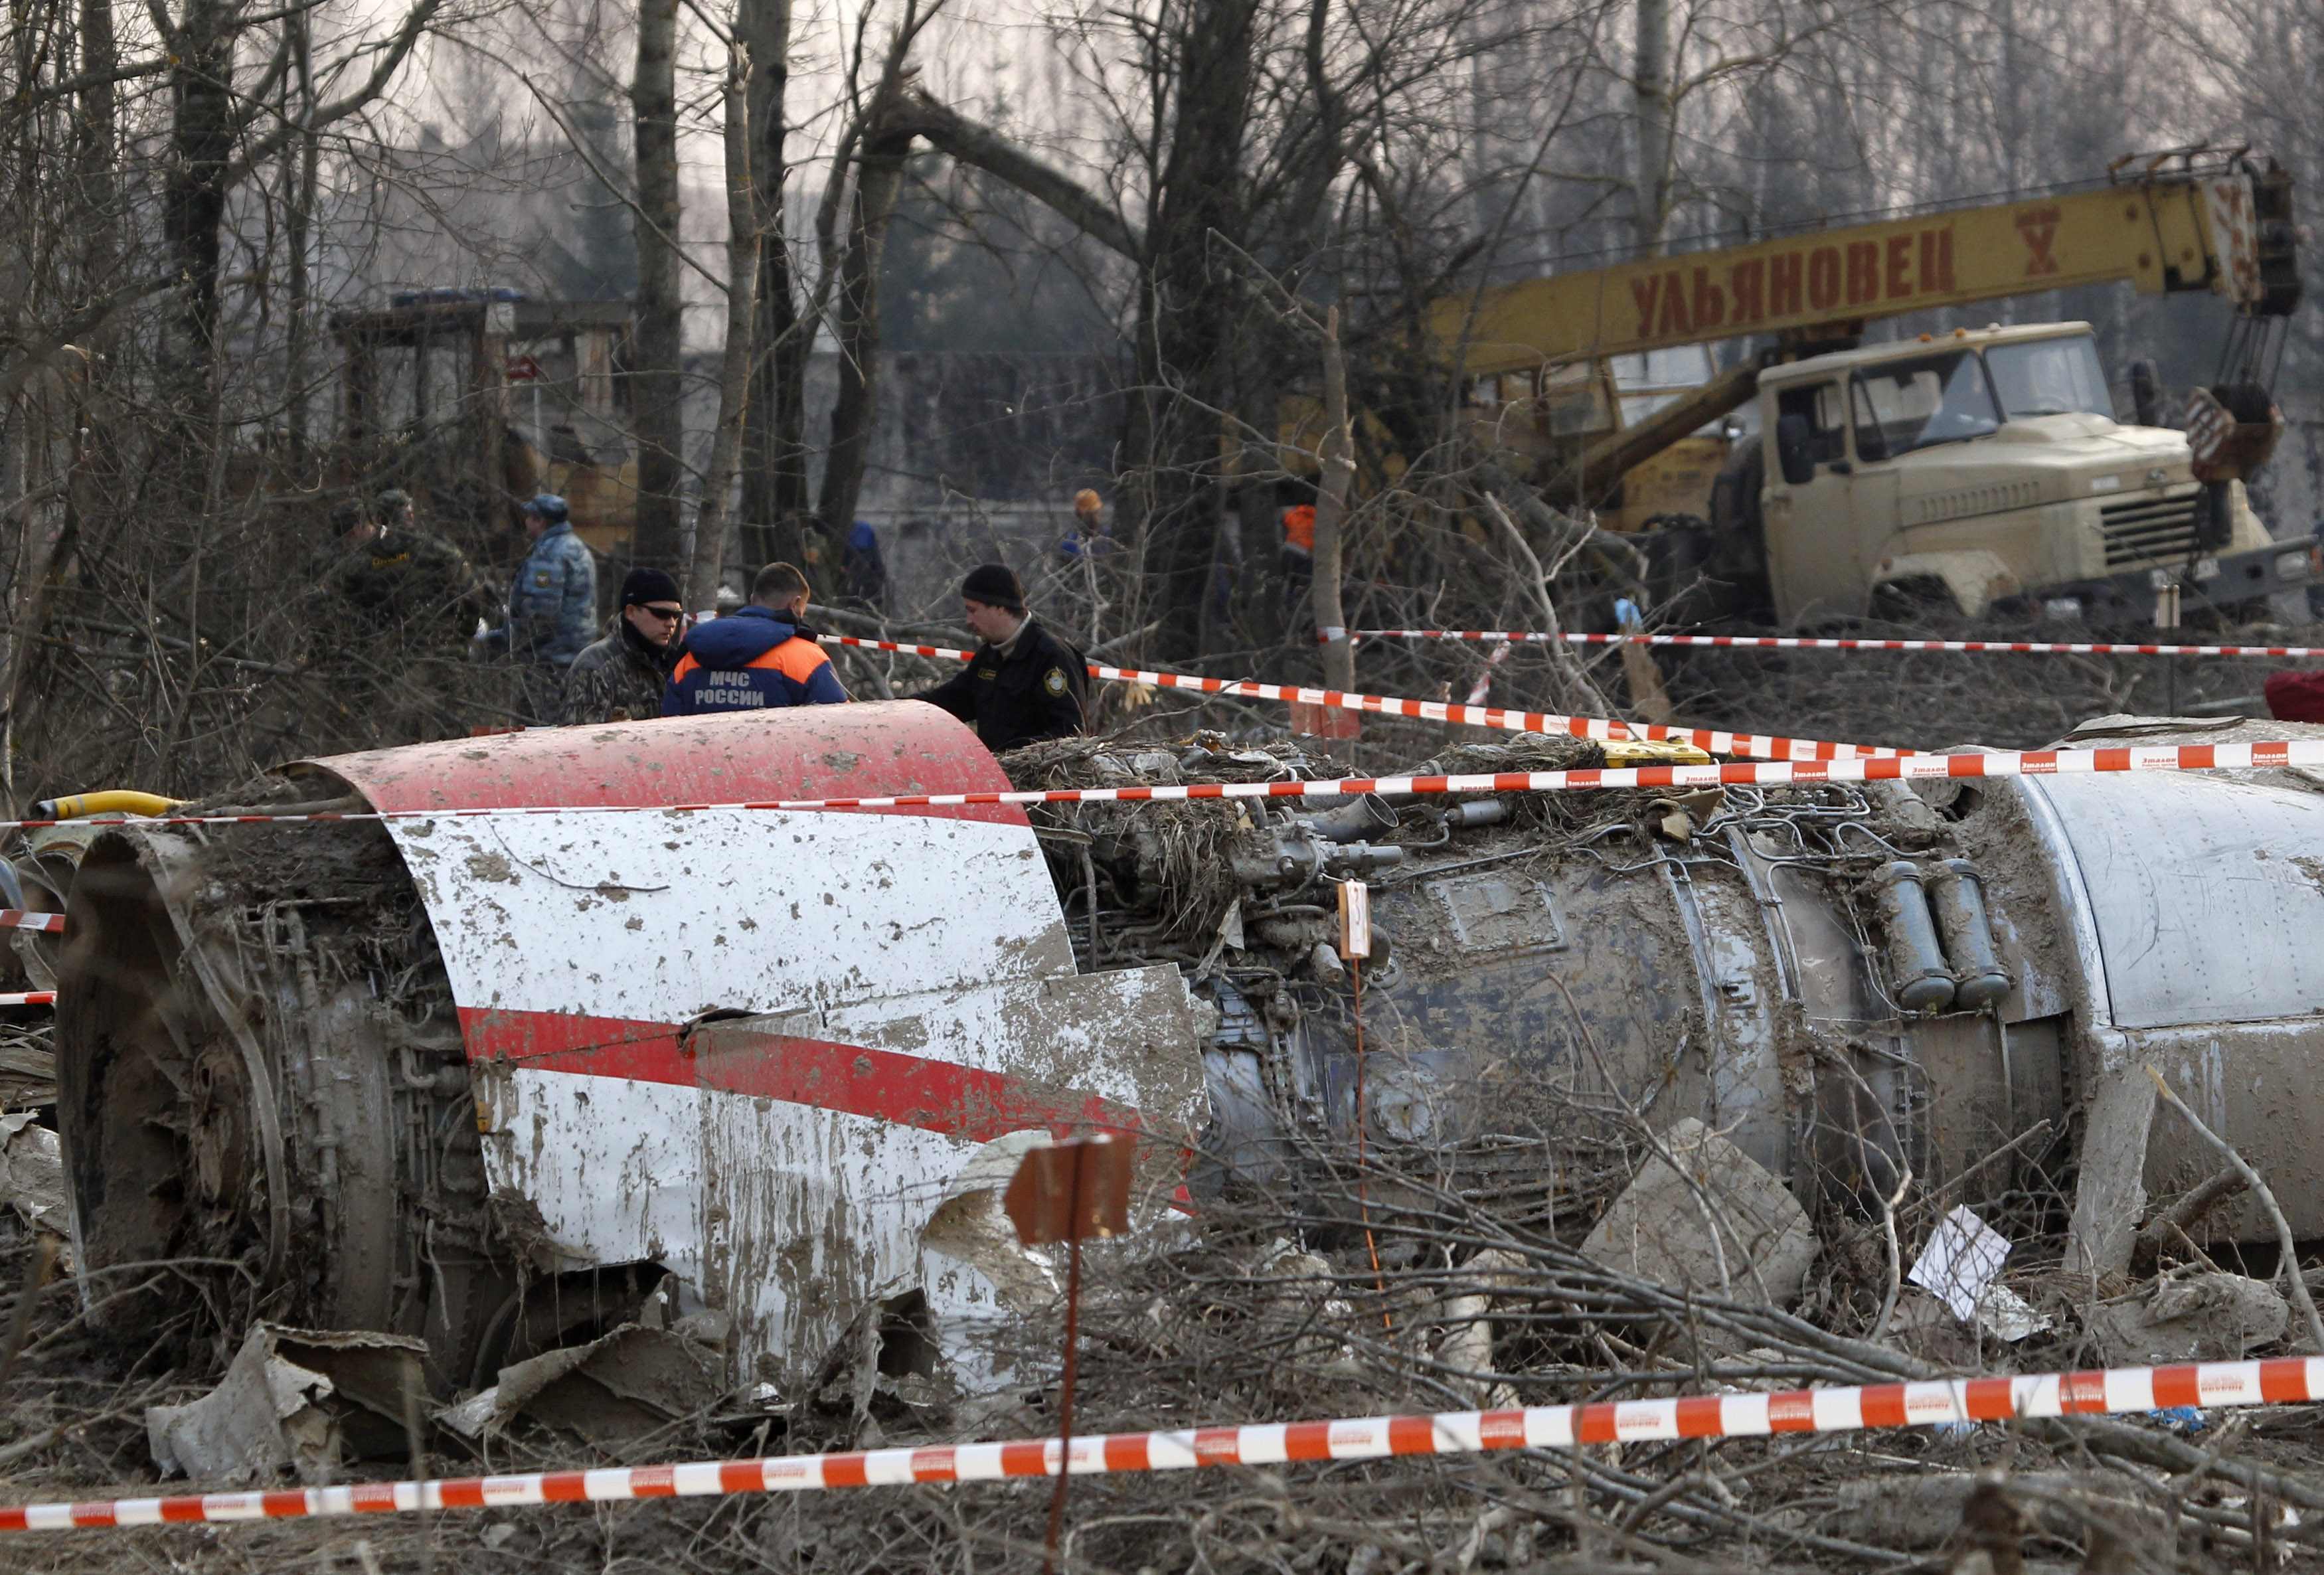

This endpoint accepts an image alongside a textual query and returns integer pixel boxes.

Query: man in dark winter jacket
[319,489,494,643]
[663,562,849,715]
[916,563,1089,752]
[560,567,686,724]
[840,519,887,608]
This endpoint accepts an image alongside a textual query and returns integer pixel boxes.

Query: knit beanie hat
[622,566,681,607]
[960,563,1025,612]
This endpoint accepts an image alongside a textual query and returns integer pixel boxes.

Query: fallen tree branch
[2133,1165,2248,1276]
[2145,1064,2324,1353]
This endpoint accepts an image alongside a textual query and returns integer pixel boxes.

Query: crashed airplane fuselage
[56,704,1209,1393]
[48,706,2324,1395]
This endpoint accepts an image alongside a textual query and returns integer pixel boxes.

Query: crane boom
[1431,162,2289,378]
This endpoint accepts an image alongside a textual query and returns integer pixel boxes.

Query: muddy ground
[11,614,2324,1572]
[10,1163,2324,1575]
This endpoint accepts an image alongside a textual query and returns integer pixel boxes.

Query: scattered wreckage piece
[147,1325,426,1484]
[0,1113,65,1246]
[2089,1272,2291,1367]
[0,1042,53,1110]
[1579,1118,1817,1307]
[438,1278,726,1448]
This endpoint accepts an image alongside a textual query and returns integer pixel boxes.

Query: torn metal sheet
[147,1325,426,1483]
[1581,1118,1817,1307]
[0,1114,66,1238]
[0,1045,54,1110]
[438,1325,724,1445]
[2090,1271,2289,1365]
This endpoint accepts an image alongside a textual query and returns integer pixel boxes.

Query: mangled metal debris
[2089,1271,2291,1366]
[147,1325,426,1483]
[1580,1118,1816,1307]
[0,1114,65,1245]
[439,1278,726,1447]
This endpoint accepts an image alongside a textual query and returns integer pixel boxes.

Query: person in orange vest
[1279,498,1316,616]
[663,562,849,714]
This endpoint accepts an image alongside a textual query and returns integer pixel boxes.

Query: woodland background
[0,0,2319,796]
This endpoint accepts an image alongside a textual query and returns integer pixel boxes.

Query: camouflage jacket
[508,522,598,666]
[325,527,493,641]
[559,623,675,725]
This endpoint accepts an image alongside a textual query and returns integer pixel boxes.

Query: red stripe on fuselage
[458,1007,1151,1145]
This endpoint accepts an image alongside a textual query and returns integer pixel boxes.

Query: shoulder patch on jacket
[533,569,552,586]
[1044,667,1068,696]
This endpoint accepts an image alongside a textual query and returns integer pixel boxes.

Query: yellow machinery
[333,294,641,558]
[1431,148,2300,527]
[1343,147,2309,624]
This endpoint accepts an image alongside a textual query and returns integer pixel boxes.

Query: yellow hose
[30,790,185,820]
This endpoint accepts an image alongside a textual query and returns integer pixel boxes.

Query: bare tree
[687,42,763,605]
[629,0,685,571]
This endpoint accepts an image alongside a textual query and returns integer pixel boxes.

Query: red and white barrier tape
[6,1355,2318,1532]
[0,991,55,1007]
[1358,628,2324,659]
[2,740,2322,832]
[0,910,62,934]
[815,633,1905,763]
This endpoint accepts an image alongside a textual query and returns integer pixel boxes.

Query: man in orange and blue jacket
[663,561,849,714]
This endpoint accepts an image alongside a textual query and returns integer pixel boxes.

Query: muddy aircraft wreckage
[33,701,2324,1405]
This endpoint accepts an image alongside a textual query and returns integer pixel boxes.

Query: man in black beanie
[558,566,687,724]
[918,562,1090,751]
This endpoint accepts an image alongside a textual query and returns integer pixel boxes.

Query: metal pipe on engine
[1871,861,1957,1015]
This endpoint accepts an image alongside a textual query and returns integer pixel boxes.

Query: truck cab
[1730,323,2309,625]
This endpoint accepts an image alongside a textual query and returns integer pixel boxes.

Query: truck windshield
[1849,351,2001,459]
[1984,335,2114,420]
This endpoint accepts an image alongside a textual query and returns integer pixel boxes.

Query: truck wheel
[1870,575,1963,622]
[1637,513,1752,624]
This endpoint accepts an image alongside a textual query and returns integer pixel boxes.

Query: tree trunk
[165,0,236,378]
[737,0,810,566]
[629,0,685,572]
[687,56,760,607]
[284,10,317,459]
[815,126,909,544]
[1633,0,1673,254]
[1129,0,1260,663]
[1311,306,1355,692]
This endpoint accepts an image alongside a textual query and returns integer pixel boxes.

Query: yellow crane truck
[1430,147,2307,624]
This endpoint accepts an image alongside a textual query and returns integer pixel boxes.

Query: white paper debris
[1909,1206,2013,1323]
[1974,1284,2053,1343]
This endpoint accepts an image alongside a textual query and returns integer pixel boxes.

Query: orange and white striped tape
[6,1356,2317,1531]
[0,991,55,1007]
[1357,627,2324,659]
[0,910,62,934]
[815,633,1908,763]
[3,739,2323,833]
